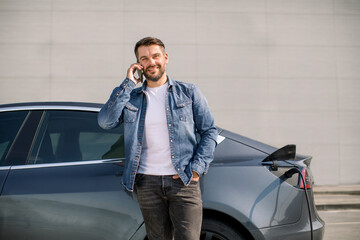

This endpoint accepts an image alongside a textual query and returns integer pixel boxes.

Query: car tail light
[300,168,311,189]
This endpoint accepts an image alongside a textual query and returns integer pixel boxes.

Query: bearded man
[98,37,217,240]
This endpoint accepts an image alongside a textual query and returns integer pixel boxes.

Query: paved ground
[318,210,360,240]
[314,185,360,240]
[314,185,360,210]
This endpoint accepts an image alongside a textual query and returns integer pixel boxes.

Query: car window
[0,111,29,165]
[29,110,124,164]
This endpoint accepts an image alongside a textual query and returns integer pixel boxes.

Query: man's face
[137,45,168,82]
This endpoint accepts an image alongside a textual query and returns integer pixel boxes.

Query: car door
[0,109,144,240]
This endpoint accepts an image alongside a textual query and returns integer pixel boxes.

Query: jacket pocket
[176,101,192,122]
[123,102,138,123]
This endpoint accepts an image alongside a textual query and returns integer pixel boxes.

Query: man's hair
[134,37,166,60]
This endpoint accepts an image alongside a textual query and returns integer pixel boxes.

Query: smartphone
[136,69,144,83]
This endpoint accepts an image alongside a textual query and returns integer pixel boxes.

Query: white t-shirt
[138,82,177,175]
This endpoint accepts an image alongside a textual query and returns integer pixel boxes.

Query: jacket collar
[136,75,174,94]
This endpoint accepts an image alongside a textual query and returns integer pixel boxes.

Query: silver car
[0,102,325,240]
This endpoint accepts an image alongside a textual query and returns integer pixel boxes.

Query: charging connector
[285,167,313,240]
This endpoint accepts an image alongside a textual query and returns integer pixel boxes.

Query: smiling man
[98,37,217,240]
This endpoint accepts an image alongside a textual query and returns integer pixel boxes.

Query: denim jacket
[98,76,217,191]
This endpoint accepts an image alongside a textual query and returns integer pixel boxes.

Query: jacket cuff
[120,78,136,91]
[191,161,207,176]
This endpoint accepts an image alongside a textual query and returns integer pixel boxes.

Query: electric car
[0,102,324,240]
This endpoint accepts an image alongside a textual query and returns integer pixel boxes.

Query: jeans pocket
[190,179,200,186]
[135,174,145,186]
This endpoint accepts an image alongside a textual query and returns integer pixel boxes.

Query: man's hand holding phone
[127,63,144,85]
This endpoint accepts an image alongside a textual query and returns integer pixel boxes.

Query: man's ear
[164,52,169,64]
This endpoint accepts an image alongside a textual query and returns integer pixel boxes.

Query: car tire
[201,218,248,240]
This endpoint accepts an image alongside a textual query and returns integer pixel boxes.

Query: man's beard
[144,64,166,82]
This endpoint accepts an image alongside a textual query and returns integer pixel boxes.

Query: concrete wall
[0,0,359,186]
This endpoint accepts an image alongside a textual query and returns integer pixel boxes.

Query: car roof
[0,101,277,155]
[0,102,103,112]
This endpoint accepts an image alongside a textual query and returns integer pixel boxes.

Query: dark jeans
[135,174,202,240]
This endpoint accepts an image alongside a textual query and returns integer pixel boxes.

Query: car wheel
[200,218,247,240]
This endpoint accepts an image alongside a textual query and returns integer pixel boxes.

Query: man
[98,37,217,240]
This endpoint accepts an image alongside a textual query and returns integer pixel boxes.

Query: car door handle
[102,158,125,166]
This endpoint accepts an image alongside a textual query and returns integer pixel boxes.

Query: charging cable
[285,167,313,240]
